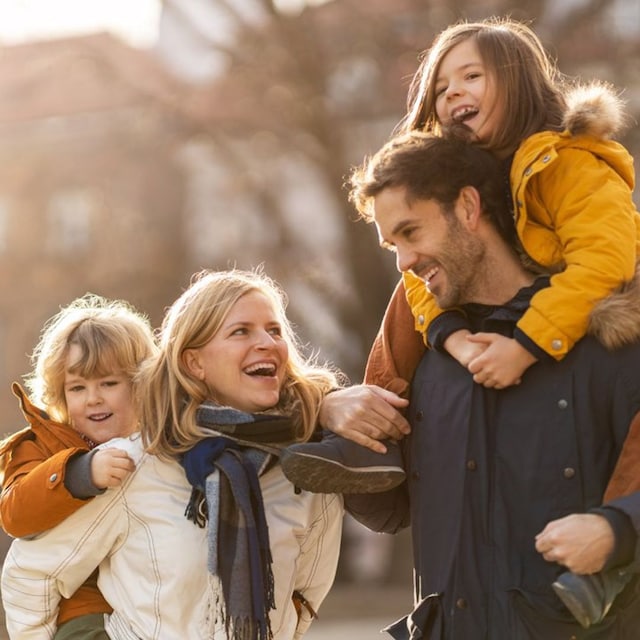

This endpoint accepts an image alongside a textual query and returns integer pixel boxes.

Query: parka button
[456,598,468,609]
[49,473,58,483]
[563,467,576,479]
[415,410,424,421]
[411,471,420,481]
[558,399,568,410]
[466,459,477,471]
[417,314,425,325]
[542,154,551,163]
[551,339,563,351]
[524,167,532,176]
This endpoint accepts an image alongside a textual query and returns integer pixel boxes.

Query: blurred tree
[158,0,640,378]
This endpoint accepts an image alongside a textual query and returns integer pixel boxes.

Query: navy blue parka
[346,280,640,639]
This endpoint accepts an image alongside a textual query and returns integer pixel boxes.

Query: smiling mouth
[452,106,479,124]
[244,363,277,377]
[88,413,113,422]
[423,266,439,284]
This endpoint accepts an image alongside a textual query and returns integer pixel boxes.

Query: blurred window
[46,189,94,254]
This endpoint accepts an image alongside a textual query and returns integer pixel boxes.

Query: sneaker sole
[552,580,593,629]
[280,449,405,494]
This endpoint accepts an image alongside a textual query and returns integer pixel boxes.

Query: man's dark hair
[348,127,517,247]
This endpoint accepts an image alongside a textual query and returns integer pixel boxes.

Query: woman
[2,269,344,640]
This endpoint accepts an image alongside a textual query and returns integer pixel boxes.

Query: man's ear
[458,186,482,229]
[182,348,205,380]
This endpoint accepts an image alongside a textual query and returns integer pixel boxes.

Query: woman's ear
[458,185,482,229]
[182,349,205,380]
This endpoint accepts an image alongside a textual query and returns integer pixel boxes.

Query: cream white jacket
[1,434,343,640]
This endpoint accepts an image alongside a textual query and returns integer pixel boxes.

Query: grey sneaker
[280,431,405,494]
[552,568,631,628]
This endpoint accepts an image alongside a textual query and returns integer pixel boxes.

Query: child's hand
[466,333,537,389]
[91,448,136,490]
[444,329,488,367]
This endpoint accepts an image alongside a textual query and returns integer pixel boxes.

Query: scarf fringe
[184,486,207,527]
[210,590,274,640]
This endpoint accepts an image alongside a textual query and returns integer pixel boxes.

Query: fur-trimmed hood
[590,260,640,350]
[563,81,629,139]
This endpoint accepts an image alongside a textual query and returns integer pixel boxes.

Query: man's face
[374,185,485,308]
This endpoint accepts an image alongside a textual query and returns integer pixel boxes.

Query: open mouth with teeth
[452,106,479,124]
[244,363,277,377]
[89,413,113,421]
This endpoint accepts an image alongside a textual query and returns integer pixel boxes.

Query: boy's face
[64,344,137,444]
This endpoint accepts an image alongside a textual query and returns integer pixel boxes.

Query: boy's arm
[1,440,92,538]
[364,278,425,395]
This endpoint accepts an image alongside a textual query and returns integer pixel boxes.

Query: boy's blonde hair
[26,294,157,423]
[141,269,342,458]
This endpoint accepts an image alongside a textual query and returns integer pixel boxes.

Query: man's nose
[396,246,417,273]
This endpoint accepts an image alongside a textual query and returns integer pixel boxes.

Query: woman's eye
[268,327,282,337]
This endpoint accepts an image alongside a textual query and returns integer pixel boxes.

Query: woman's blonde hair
[141,269,342,458]
[399,16,567,157]
[25,294,157,423]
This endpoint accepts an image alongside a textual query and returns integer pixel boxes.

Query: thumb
[466,332,494,345]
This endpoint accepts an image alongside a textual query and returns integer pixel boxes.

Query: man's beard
[429,217,486,309]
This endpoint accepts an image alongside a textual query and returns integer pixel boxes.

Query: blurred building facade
[0,0,638,435]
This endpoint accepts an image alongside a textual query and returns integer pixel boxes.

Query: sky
[0,0,161,47]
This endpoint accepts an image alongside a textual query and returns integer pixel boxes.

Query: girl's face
[183,290,289,413]
[434,37,502,144]
[64,344,138,444]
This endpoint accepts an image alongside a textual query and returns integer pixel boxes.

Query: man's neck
[465,249,536,306]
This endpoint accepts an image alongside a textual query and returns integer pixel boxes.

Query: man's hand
[319,385,410,453]
[91,448,136,490]
[535,513,615,574]
[467,333,537,389]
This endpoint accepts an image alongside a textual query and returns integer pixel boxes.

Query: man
[289,131,640,638]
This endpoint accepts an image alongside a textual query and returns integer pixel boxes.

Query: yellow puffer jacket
[404,83,640,359]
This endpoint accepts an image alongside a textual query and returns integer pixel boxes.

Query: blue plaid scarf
[181,404,294,640]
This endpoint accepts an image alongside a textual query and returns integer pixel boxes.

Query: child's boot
[280,431,405,494]
[552,567,632,628]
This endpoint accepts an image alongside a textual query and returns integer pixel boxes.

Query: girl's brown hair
[399,17,567,157]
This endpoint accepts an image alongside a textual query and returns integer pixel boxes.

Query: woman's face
[183,290,289,413]
[433,37,502,144]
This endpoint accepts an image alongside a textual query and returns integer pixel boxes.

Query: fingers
[92,449,135,489]
[320,385,411,444]
[369,385,410,409]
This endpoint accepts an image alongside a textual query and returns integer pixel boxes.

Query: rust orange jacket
[0,383,111,625]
